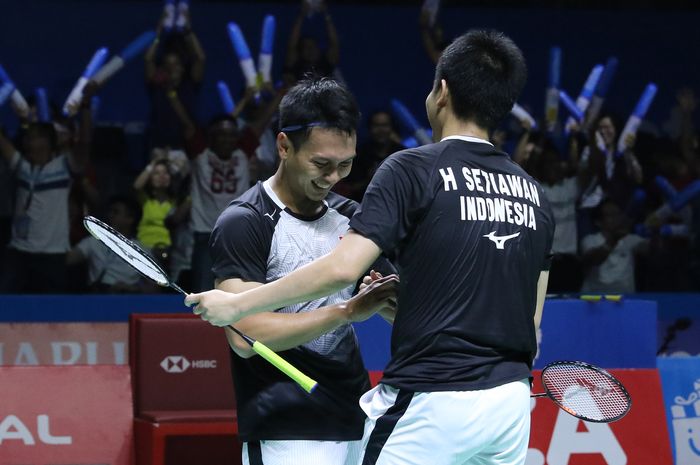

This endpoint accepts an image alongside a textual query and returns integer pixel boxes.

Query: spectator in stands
[579,114,643,213]
[419,7,448,64]
[188,115,259,292]
[335,110,405,202]
[235,84,293,182]
[133,158,178,271]
[525,131,584,293]
[285,0,340,81]
[0,116,89,293]
[0,149,13,265]
[66,195,146,293]
[145,6,205,150]
[581,198,648,294]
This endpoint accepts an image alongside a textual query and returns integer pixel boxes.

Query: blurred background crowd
[1,0,699,296]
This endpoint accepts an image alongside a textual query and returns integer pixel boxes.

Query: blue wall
[1,1,698,133]
[0,294,671,370]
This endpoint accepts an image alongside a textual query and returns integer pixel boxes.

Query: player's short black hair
[435,29,527,131]
[279,77,360,151]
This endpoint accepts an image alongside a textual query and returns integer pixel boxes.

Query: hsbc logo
[160,355,217,373]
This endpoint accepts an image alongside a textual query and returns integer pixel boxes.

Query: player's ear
[277,132,293,161]
[436,79,450,109]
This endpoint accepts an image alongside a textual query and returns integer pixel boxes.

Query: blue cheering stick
[217,81,236,114]
[391,98,432,146]
[175,0,190,32]
[0,64,29,114]
[653,176,700,212]
[63,47,109,116]
[565,64,603,133]
[575,64,604,112]
[660,224,689,237]
[655,175,678,202]
[558,90,583,123]
[0,79,12,107]
[671,180,700,212]
[92,31,157,86]
[35,88,50,122]
[544,46,561,132]
[510,103,537,130]
[163,0,176,31]
[616,83,657,155]
[584,57,618,129]
[258,15,276,85]
[227,22,258,89]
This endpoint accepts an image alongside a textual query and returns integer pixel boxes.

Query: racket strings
[84,217,170,286]
[542,364,630,422]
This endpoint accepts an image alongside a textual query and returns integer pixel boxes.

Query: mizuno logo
[264,209,276,220]
[483,231,520,249]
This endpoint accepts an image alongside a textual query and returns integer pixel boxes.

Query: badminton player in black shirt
[188,30,554,465]
[208,78,398,465]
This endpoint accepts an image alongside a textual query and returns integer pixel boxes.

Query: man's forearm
[240,253,355,316]
[238,232,381,318]
[228,302,348,355]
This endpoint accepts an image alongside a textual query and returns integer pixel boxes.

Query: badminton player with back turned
[188,30,555,465]
[207,78,398,465]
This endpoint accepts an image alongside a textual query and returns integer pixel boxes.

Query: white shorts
[242,439,362,465]
[357,379,531,465]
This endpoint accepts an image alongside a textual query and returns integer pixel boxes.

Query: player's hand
[185,289,243,326]
[359,269,388,291]
[345,274,399,323]
[360,270,399,323]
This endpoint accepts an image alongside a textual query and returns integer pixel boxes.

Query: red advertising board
[0,365,133,465]
[0,323,128,365]
[528,369,673,465]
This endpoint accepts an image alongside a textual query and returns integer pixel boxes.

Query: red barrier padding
[130,313,240,465]
[0,365,133,465]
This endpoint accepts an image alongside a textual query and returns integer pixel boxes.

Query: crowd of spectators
[0,0,698,295]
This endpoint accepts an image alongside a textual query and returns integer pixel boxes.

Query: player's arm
[534,270,549,331]
[188,231,387,326]
[218,273,397,357]
[239,231,382,312]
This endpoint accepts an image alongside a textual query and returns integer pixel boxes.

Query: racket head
[83,215,171,288]
[540,360,631,423]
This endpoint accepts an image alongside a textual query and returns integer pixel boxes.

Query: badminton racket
[83,215,318,393]
[532,360,631,423]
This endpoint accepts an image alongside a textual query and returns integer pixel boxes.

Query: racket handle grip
[252,341,318,393]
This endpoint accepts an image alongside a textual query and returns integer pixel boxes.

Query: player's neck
[438,117,490,142]
[269,171,325,217]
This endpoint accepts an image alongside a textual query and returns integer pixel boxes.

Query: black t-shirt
[209,180,371,442]
[349,137,555,392]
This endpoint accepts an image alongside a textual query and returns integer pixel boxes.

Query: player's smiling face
[286,127,356,202]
